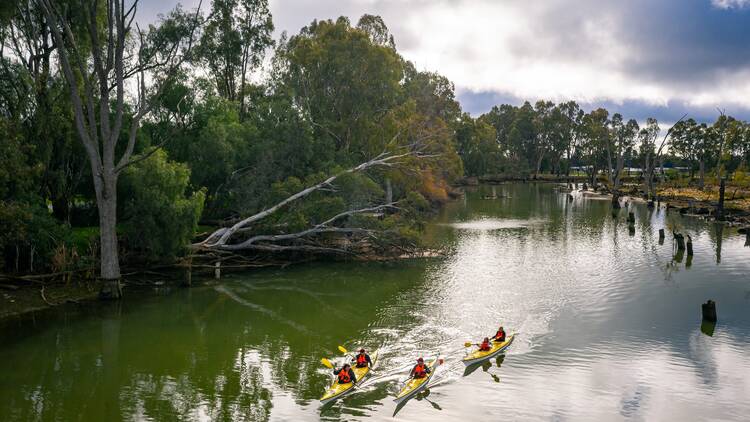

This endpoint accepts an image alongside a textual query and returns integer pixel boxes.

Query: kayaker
[410,357,431,379]
[334,363,357,384]
[352,348,373,368]
[492,326,506,342]
[479,337,492,351]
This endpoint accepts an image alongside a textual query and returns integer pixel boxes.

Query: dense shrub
[119,150,205,260]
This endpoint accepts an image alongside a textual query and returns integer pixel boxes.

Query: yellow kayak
[320,350,378,404]
[462,333,515,366]
[394,358,439,403]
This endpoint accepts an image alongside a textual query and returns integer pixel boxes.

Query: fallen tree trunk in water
[193,147,433,258]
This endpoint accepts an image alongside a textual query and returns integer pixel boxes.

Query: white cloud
[141,1,750,116]
[711,0,750,9]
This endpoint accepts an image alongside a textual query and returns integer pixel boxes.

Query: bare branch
[200,149,418,248]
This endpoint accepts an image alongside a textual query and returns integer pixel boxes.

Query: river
[1,183,749,421]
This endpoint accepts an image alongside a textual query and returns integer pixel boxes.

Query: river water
[1,183,749,421]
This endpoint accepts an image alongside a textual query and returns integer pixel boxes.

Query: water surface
[2,183,749,421]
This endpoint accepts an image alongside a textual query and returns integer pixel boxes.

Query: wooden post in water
[627,212,635,224]
[686,235,694,256]
[674,232,685,251]
[702,300,717,322]
[716,178,726,221]
[658,228,665,245]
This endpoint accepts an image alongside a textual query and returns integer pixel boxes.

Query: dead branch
[199,149,419,248]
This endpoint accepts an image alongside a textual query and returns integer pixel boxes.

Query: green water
[2,183,750,421]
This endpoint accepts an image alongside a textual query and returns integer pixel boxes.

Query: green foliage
[0,201,68,273]
[119,150,205,260]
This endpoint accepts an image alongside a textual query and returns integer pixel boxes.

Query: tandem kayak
[462,333,515,366]
[394,358,440,403]
[320,350,378,405]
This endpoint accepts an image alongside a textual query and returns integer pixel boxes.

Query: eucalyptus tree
[0,1,87,222]
[36,0,202,297]
[197,0,273,119]
[637,118,660,195]
[532,100,554,176]
[609,113,639,190]
[579,108,609,187]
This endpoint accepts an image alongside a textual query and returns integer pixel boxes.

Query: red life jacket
[480,340,491,351]
[356,354,367,366]
[414,363,427,378]
[495,329,506,341]
[338,369,351,383]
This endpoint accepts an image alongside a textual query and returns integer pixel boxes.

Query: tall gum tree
[36,0,201,298]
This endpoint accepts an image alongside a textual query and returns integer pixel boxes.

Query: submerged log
[702,300,717,322]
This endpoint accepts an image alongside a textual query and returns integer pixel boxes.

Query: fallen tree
[193,146,434,258]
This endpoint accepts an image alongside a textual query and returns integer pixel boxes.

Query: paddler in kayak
[492,326,506,342]
[410,357,431,379]
[333,363,357,384]
[352,348,373,368]
[478,337,492,351]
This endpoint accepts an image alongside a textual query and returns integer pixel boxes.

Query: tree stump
[647,200,654,208]
[582,182,588,191]
[716,178,726,221]
[674,233,685,251]
[659,228,665,240]
[686,235,693,256]
[702,300,717,322]
[628,212,635,223]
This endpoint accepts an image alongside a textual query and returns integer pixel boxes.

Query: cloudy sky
[141,0,750,123]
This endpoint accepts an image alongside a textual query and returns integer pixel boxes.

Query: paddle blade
[338,345,348,354]
[464,342,473,347]
[321,358,333,369]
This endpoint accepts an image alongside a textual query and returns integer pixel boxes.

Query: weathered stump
[702,300,717,322]
[674,232,685,251]
[716,178,726,221]
[647,200,654,209]
[686,235,694,256]
[627,212,635,223]
[659,228,665,240]
[582,182,588,191]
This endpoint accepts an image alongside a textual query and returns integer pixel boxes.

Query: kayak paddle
[338,345,348,354]
[321,358,334,369]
